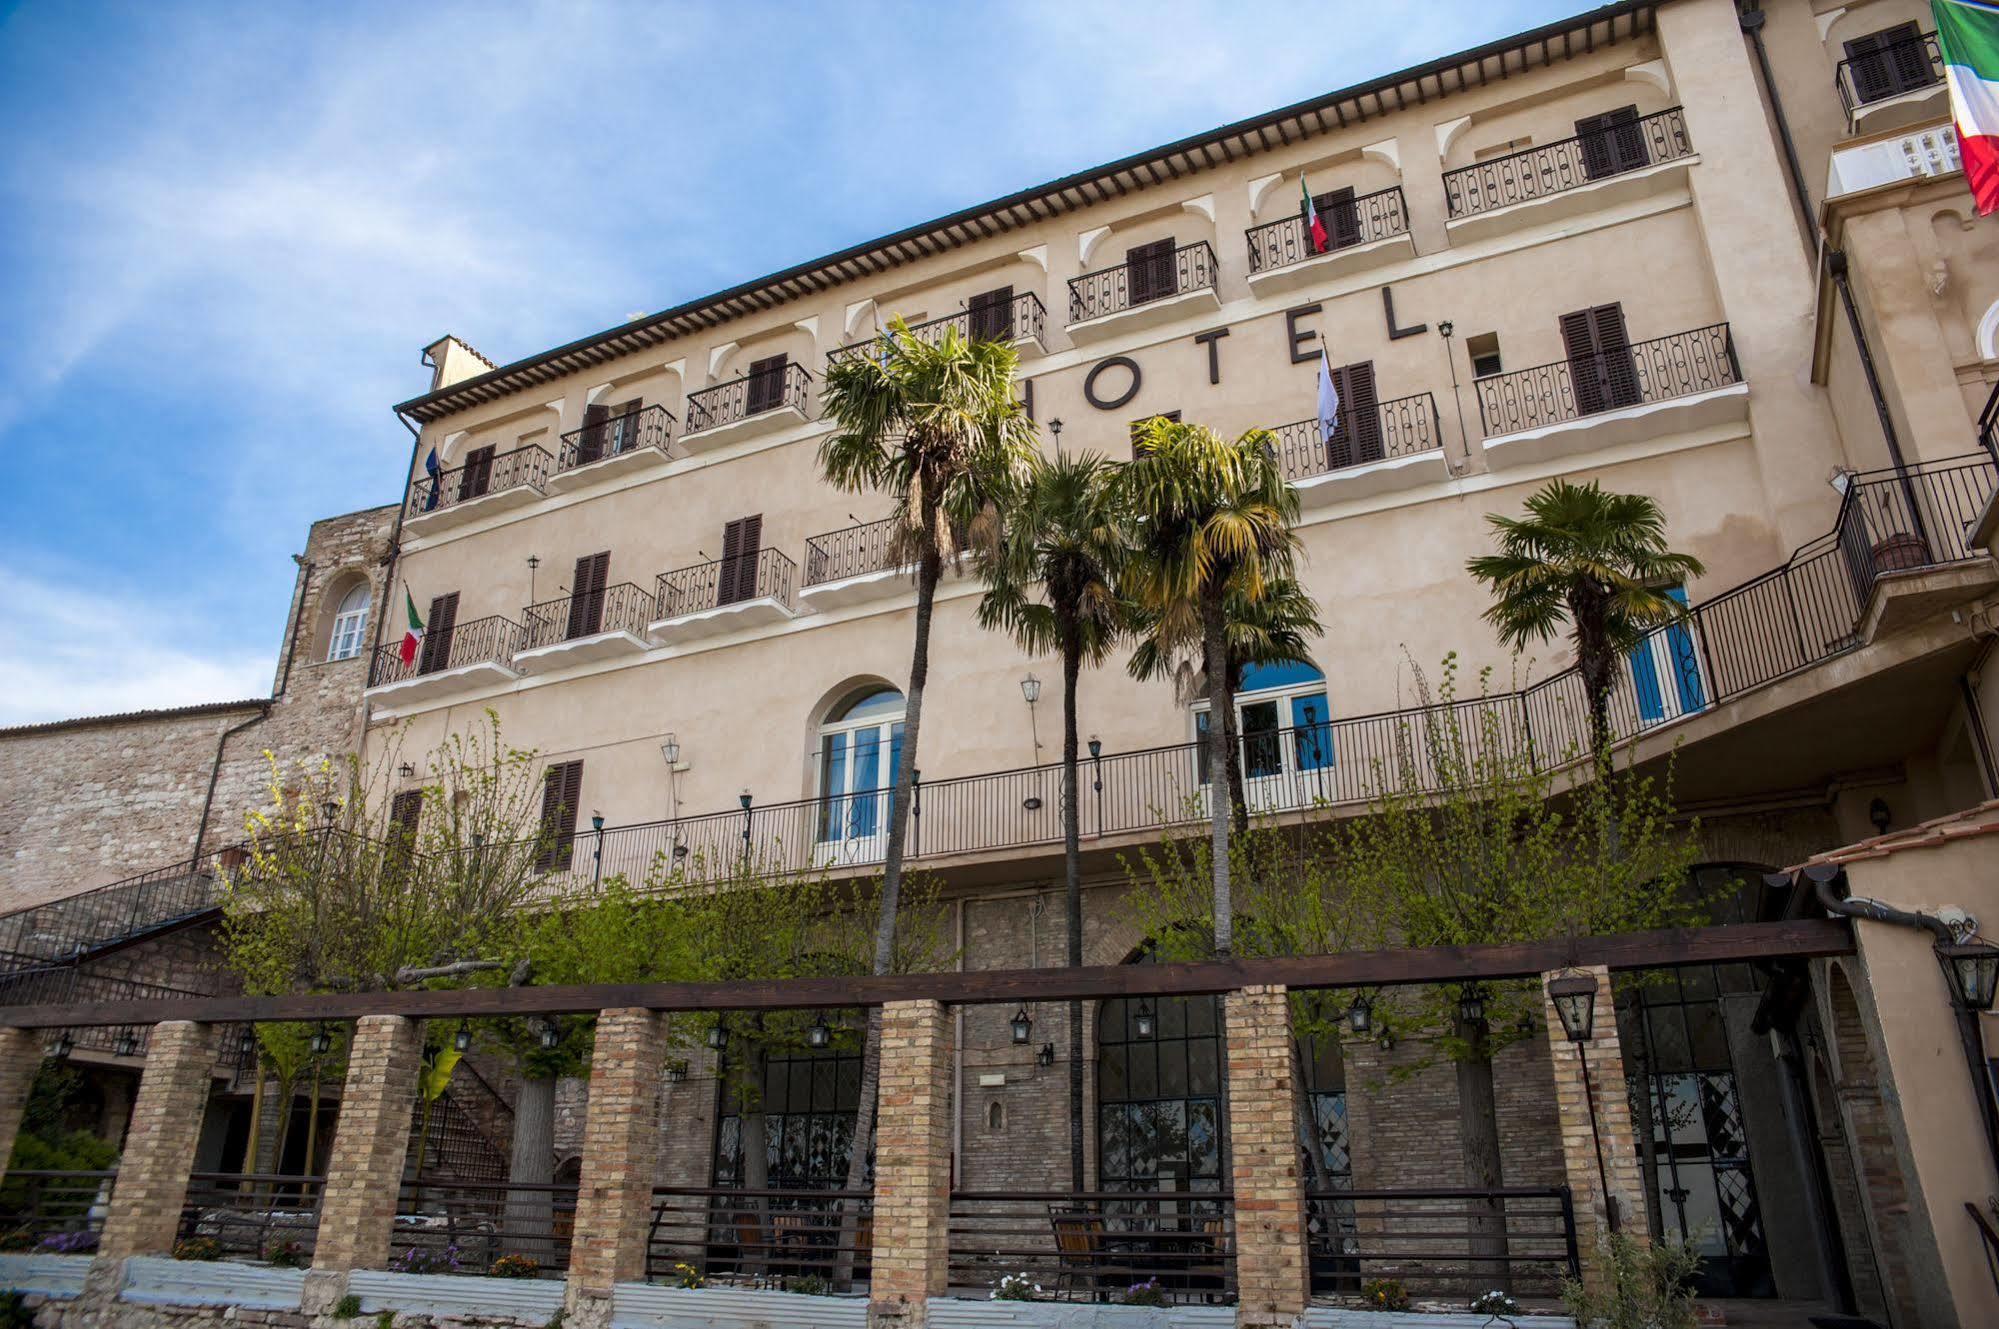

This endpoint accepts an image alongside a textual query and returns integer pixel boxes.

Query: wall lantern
[398,763,417,779]
[113,1030,139,1058]
[666,1061,687,1084]
[1020,675,1042,705]
[45,1032,74,1061]
[707,1024,728,1051]
[308,1026,334,1056]
[321,800,340,825]
[661,735,681,767]
[1010,1007,1033,1046]
[808,1019,832,1050]
[1036,1043,1055,1068]
[453,1022,473,1053]
[1347,994,1372,1036]
[538,1020,561,1051]
[1548,971,1600,1043]
[1133,1000,1157,1040]
[1375,1026,1395,1053]
[239,1029,257,1058]
[1938,938,1999,1012]
[1456,984,1486,1026]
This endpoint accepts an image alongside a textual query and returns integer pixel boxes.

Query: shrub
[331,1294,362,1320]
[388,1243,461,1275]
[990,1272,1040,1302]
[35,1231,95,1254]
[1561,1233,1703,1329]
[172,1236,224,1262]
[489,1253,539,1279]
[264,1240,309,1269]
[1119,1277,1169,1307]
[781,1275,831,1296]
[668,1262,703,1289]
[1361,1277,1410,1311]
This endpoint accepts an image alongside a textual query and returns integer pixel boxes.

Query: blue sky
[0,0,1581,727]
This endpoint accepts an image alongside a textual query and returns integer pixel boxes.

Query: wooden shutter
[417,592,459,675]
[458,445,495,501]
[719,515,763,606]
[1846,23,1926,103]
[1125,238,1175,305]
[1326,362,1381,469]
[1311,187,1361,250]
[968,286,1014,341]
[611,399,642,454]
[537,760,584,872]
[1575,105,1645,179]
[1561,304,1639,416]
[575,404,610,466]
[388,789,423,845]
[745,354,787,415]
[566,551,610,639]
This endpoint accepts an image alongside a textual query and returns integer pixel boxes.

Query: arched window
[326,582,371,662]
[815,686,905,863]
[1191,659,1332,807]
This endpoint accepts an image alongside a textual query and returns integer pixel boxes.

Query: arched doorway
[814,686,905,865]
[1191,659,1332,811]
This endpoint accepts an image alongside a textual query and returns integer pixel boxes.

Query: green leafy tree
[1466,479,1706,779]
[975,448,1130,1191]
[817,315,1034,1207]
[1119,418,1300,955]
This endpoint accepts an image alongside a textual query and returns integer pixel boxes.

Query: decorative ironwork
[946,1190,1235,1305]
[803,515,905,586]
[1836,31,1942,125]
[827,292,1048,366]
[1473,323,1739,437]
[654,548,798,620]
[519,583,656,652]
[1303,1186,1578,1298]
[1267,392,1442,480]
[685,363,812,435]
[556,404,678,473]
[645,1186,873,1284]
[405,445,552,520]
[1245,187,1409,273]
[1068,241,1217,324]
[1443,107,1692,219]
[368,614,523,688]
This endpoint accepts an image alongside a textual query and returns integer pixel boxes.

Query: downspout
[191,705,272,864]
[1827,249,1930,549]
[366,407,427,689]
[1737,4,1817,246]
[276,555,314,699]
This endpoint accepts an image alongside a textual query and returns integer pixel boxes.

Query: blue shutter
[1291,692,1333,771]
[1664,587,1705,713]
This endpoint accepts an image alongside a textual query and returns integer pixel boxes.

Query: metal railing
[0,969,232,1058]
[1473,323,1740,437]
[0,1171,116,1252]
[685,363,812,435]
[392,1179,578,1277]
[1068,241,1217,324]
[655,548,798,621]
[368,614,524,689]
[519,583,657,652]
[828,293,1048,366]
[1245,186,1409,273]
[1304,1186,1577,1298]
[804,516,902,587]
[179,1173,324,1263]
[556,403,678,473]
[947,1191,1233,1304]
[1443,106,1692,219]
[1978,380,1998,463]
[405,444,553,520]
[1268,392,1443,482]
[1837,31,1943,124]
[0,853,229,970]
[645,1186,872,1284]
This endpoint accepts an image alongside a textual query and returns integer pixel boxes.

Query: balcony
[1267,391,1447,505]
[1837,32,1946,133]
[403,445,553,537]
[1475,322,1746,470]
[799,515,915,610]
[681,363,812,453]
[1244,186,1413,295]
[647,548,799,646]
[827,293,1048,367]
[1827,119,1961,200]
[513,583,656,674]
[1442,107,1694,242]
[1066,240,1219,343]
[546,405,680,495]
[366,615,523,703]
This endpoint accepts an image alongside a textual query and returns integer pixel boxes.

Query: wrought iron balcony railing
[1267,392,1443,482]
[405,444,553,520]
[1245,186,1409,274]
[828,293,1048,367]
[1472,323,1739,437]
[519,583,657,652]
[1443,107,1692,219]
[804,515,902,586]
[556,404,678,473]
[1068,241,1217,324]
[0,852,228,970]
[1837,32,1942,124]
[368,614,523,688]
[685,362,812,435]
[654,547,798,620]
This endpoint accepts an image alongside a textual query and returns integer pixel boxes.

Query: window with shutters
[417,592,459,676]
[457,446,496,501]
[744,355,788,416]
[1304,187,1360,252]
[575,404,611,466]
[606,399,642,454]
[1321,361,1382,470]
[1125,238,1177,306]
[1129,410,1182,445]
[388,789,424,847]
[1844,23,1935,105]
[718,516,763,607]
[326,582,372,662]
[1575,105,1650,181]
[537,760,584,872]
[967,286,1015,342]
[566,552,610,640]
[1467,333,1503,380]
[1560,304,1642,416]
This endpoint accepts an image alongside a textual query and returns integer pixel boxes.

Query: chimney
[421,335,495,392]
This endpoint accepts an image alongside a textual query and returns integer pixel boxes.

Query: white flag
[1316,346,1341,445]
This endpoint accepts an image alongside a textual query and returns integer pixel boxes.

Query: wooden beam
[0,921,1852,1029]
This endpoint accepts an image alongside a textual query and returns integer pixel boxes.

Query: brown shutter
[1846,23,1924,103]
[1323,362,1380,469]
[417,592,459,675]
[968,286,1014,341]
[538,760,584,872]
[458,446,495,501]
[1561,304,1638,416]
[388,789,424,845]
[745,355,787,415]
[719,515,762,606]
[612,399,642,454]
[566,551,610,639]
[1313,188,1360,249]
[1126,238,1175,305]
[576,404,611,466]
[1576,106,1645,179]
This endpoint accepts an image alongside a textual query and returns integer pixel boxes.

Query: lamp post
[591,812,606,887]
[1438,319,1471,463]
[1021,676,1045,811]
[1548,970,1619,1233]
[1088,737,1103,832]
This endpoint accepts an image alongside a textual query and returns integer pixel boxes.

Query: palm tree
[1119,418,1300,957]
[817,315,1034,1241]
[1466,478,1706,780]
[975,449,1129,1192]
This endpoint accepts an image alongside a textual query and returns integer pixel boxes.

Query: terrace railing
[1305,1186,1577,1299]
[1268,392,1443,481]
[556,404,678,473]
[947,1190,1234,1304]
[645,1186,872,1284]
[178,1173,324,1263]
[1068,241,1217,324]
[405,444,553,520]
[655,549,798,620]
[368,614,524,688]
[1837,31,1943,125]
[1443,106,1692,219]
[0,852,229,971]
[0,1170,116,1251]
[828,293,1048,366]
[1473,323,1740,437]
[393,1179,578,1277]
[1245,186,1409,273]
[519,583,657,652]
[685,363,812,435]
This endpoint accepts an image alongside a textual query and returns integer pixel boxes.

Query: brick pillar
[1224,985,1309,1329]
[869,1000,952,1329]
[0,1027,44,1180]
[567,1008,665,1310]
[313,1015,423,1272]
[98,1021,216,1260]
[1542,966,1646,1289]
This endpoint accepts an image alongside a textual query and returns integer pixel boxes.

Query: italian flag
[1301,176,1329,253]
[398,589,425,665]
[1937,0,1999,215]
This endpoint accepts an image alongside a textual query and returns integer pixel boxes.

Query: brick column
[869,1000,952,1329]
[567,1008,665,1310]
[0,1027,45,1181]
[1542,966,1647,1289]
[98,1021,216,1260]
[1224,985,1309,1328]
[313,1015,423,1273]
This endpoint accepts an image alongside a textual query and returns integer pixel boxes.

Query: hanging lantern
[666,1061,687,1084]
[1456,984,1486,1026]
[308,1026,334,1056]
[808,1020,832,1050]
[538,1020,561,1051]
[45,1032,74,1061]
[1375,1026,1395,1053]
[1937,939,1999,1012]
[1036,1043,1055,1068]
[453,1022,473,1053]
[113,1030,139,1059]
[1547,972,1601,1043]
[1133,1000,1157,1040]
[239,1028,256,1058]
[1010,1007,1032,1046]
[1347,994,1373,1036]
[707,1023,728,1051]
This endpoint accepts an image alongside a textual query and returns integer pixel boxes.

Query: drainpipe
[276,555,314,699]
[1827,249,1930,550]
[1737,4,1817,246]
[365,408,427,689]
[191,705,272,865]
